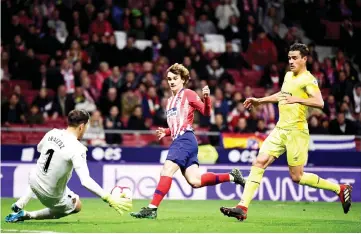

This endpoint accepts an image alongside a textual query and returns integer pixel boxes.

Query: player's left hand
[278,94,299,104]
[156,127,166,140]
[202,85,210,98]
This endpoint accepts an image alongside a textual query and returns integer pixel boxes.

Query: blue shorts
[166,131,199,171]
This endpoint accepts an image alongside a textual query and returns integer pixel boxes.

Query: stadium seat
[253,87,266,97]
[204,34,226,43]
[139,134,158,144]
[9,80,31,90]
[114,31,127,49]
[1,132,24,144]
[321,20,341,40]
[24,132,45,144]
[241,69,263,87]
[31,123,54,129]
[7,123,30,128]
[135,40,152,50]
[226,69,242,82]
[160,137,172,147]
[35,54,50,64]
[203,41,225,53]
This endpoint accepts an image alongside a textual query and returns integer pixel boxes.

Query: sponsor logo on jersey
[166,107,178,117]
[281,91,292,96]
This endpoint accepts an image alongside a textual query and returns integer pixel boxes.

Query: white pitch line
[1,229,59,233]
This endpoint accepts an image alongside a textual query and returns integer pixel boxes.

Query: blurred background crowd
[1,0,361,146]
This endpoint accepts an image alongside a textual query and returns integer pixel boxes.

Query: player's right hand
[156,127,166,140]
[102,194,132,215]
[243,97,260,109]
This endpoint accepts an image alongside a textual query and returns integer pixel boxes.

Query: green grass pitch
[1,198,360,233]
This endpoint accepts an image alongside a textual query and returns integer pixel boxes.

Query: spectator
[160,38,185,65]
[215,0,240,30]
[352,84,361,114]
[209,114,229,146]
[153,97,168,127]
[121,88,141,118]
[247,108,260,132]
[323,57,336,86]
[26,104,44,125]
[331,71,353,103]
[33,64,62,91]
[213,88,229,121]
[73,87,97,113]
[1,94,26,125]
[129,18,146,39]
[311,61,328,88]
[267,23,288,63]
[101,66,123,96]
[142,86,160,118]
[120,71,138,93]
[98,87,121,116]
[120,37,142,65]
[256,119,268,134]
[260,64,284,89]
[127,105,149,130]
[94,62,112,92]
[50,85,75,118]
[90,11,113,37]
[105,106,123,145]
[47,9,68,44]
[32,88,52,118]
[83,110,106,146]
[66,40,89,64]
[355,113,361,135]
[219,42,247,69]
[18,48,42,81]
[339,101,355,121]
[344,61,360,85]
[329,112,356,135]
[323,95,338,120]
[234,117,251,133]
[227,102,249,128]
[246,27,278,70]
[195,13,217,35]
[308,115,328,134]
[13,85,28,113]
[80,70,99,101]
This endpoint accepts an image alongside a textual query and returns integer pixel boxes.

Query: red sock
[200,173,230,187]
[150,176,172,207]
[236,205,248,213]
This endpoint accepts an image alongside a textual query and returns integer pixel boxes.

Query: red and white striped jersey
[165,88,211,140]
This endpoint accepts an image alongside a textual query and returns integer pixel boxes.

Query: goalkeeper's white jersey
[30,128,88,199]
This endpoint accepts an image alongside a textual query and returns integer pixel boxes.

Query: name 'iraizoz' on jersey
[48,136,65,149]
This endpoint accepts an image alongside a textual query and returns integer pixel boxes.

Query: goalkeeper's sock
[150,176,172,207]
[15,187,34,209]
[27,208,65,220]
[200,173,230,187]
[299,172,340,194]
[238,166,265,208]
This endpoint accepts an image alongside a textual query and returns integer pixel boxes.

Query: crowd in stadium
[1,0,361,146]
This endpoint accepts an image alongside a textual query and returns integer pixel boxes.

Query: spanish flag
[221,133,267,149]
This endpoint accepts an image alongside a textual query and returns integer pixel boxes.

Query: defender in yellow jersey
[220,43,353,221]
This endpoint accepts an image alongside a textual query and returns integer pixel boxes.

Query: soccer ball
[111,186,132,200]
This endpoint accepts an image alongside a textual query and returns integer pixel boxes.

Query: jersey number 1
[43,149,54,173]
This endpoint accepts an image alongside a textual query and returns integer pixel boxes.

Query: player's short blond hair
[166,63,190,85]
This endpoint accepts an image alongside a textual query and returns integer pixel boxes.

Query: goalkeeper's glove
[102,193,132,215]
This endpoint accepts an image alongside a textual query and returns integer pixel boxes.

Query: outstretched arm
[244,92,280,109]
[72,153,107,198]
[259,91,281,104]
